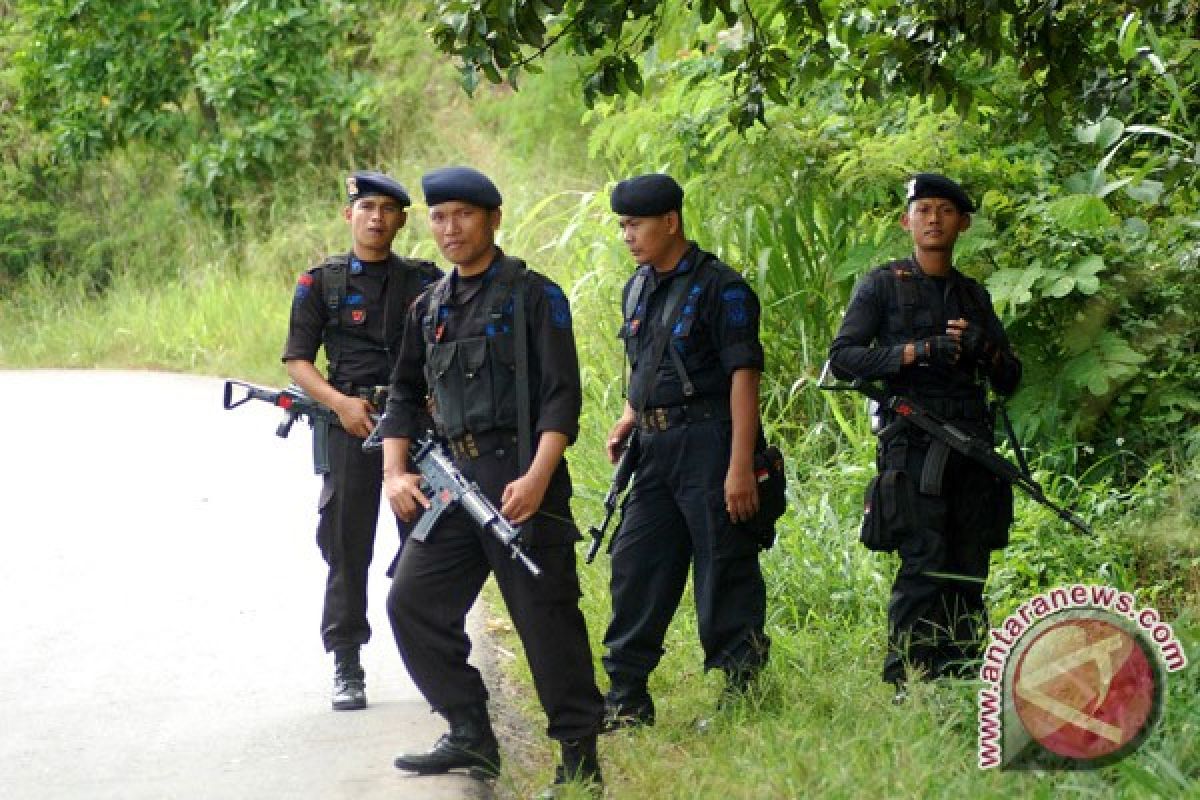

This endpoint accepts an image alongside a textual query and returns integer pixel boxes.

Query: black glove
[959,325,995,362]
[915,335,960,366]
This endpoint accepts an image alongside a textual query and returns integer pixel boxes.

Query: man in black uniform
[380,167,604,795]
[282,171,440,711]
[828,173,1022,700]
[601,173,771,731]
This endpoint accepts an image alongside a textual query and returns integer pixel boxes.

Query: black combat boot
[717,666,759,709]
[538,735,602,799]
[331,647,366,711]
[601,674,654,733]
[393,703,501,779]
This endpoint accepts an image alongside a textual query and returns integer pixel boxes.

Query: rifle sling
[514,272,531,473]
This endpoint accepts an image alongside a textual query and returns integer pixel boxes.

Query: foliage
[12,0,381,220]
[422,1,1196,132]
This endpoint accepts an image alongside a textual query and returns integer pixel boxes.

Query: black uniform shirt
[622,244,765,410]
[282,253,440,387]
[828,258,1021,399]
[379,248,583,442]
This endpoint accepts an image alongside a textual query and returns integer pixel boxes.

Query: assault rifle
[222,379,335,474]
[585,432,640,564]
[818,361,1091,534]
[405,434,542,578]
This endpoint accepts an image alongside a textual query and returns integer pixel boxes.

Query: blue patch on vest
[544,284,571,329]
[350,258,364,275]
[722,286,749,328]
[293,286,310,303]
[346,293,364,305]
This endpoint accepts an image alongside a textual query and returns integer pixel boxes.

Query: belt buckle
[654,408,668,431]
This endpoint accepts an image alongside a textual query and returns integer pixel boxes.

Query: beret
[905,173,975,213]
[346,171,410,207]
[610,173,684,216]
[421,166,503,209]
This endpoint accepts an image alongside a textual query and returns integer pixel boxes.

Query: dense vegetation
[2,2,1197,797]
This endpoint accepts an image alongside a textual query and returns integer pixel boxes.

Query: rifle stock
[222,379,336,474]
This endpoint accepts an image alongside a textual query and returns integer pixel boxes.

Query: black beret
[610,173,684,216]
[905,173,975,213]
[421,166,502,209]
[346,171,410,207]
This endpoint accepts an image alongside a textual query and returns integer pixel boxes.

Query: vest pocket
[488,334,517,430]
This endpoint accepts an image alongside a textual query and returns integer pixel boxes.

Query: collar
[448,248,503,295]
[647,242,700,285]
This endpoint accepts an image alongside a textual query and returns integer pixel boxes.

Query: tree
[13,0,380,219]
[421,0,1196,132]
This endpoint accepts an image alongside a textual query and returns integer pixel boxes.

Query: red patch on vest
[351,309,366,324]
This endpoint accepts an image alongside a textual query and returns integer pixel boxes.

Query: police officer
[282,171,440,711]
[380,167,604,795]
[828,173,1022,701]
[601,173,771,731]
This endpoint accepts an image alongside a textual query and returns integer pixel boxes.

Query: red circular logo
[1013,616,1160,762]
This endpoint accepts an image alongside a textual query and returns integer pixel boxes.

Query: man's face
[344,195,406,254]
[428,201,500,269]
[617,212,677,265]
[901,197,970,251]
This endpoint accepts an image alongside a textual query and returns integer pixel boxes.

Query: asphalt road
[0,370,490,800]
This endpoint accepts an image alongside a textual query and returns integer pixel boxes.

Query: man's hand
[500,472,550,525]
[950,318,994,362]
[725,460,760,524]
[915,335,961,366]
[385,472,428,522]
[606,414,637,465]
[335,395,376,438]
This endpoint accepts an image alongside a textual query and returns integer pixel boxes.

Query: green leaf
[1069,254,1105,295]
[987,267,1041,311]
[1043,274,1075,298]
[1123,179,1163,204]
[1045,194,1116,233]
[1075,117,1123,148]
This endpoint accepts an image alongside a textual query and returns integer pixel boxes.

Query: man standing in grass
[282,171,440,711]
[828,173,1022,702]
[381,167,604,796]
[600,173,772,730]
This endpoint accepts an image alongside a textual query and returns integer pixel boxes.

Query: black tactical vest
[619,250,717,406]
[420,258,527,439]
[321,253,438,383]
[883,260,993,417]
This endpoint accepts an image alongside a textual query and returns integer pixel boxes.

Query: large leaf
[987,267,1042,311]
[1069,254,1106,295]
[1075,117,1124,149]
[1045,194,1116,233]
[1061,332,1147,396]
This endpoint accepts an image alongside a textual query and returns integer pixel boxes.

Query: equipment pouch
[981,475,1014,550]
[746,444,787,549]
[859,469,915,552]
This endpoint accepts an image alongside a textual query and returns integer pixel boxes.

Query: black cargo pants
[316,423,406,653]
[602,417,769,684]
[386,444,604,741]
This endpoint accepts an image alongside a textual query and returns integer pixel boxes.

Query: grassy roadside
[3,52,1197,800]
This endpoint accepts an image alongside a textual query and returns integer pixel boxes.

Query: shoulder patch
[720,284,748,328]
[543,283,571,329]
[294,272,314,303]
[721,284,750,328]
